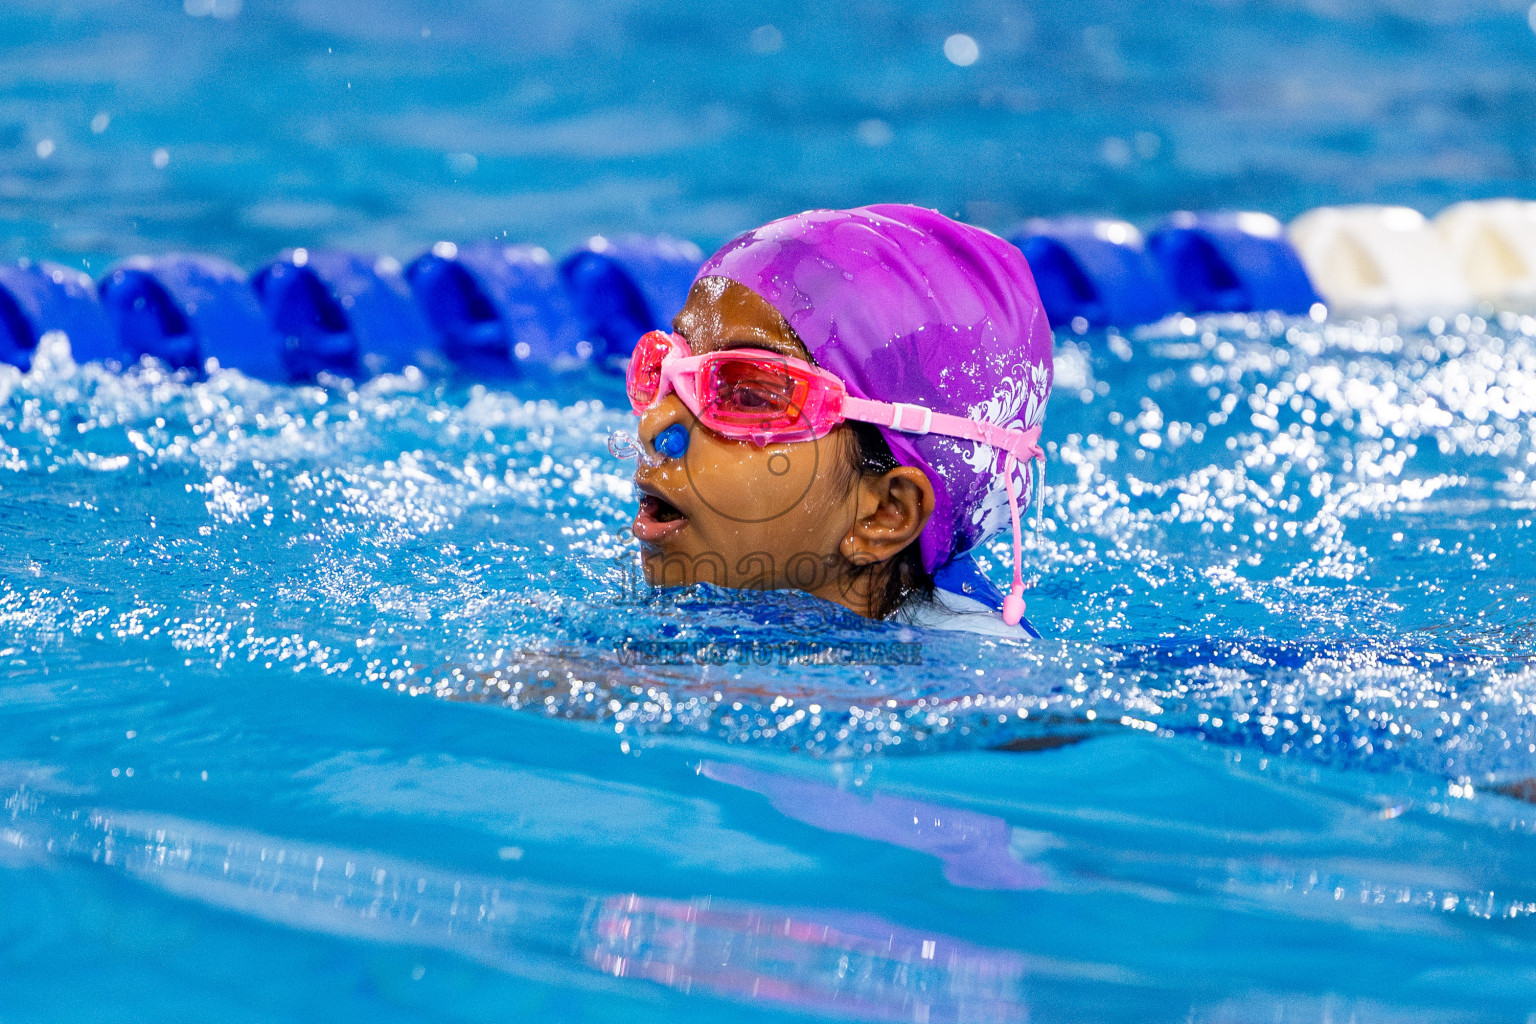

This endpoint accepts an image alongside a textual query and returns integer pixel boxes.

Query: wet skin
[630,277,935,619]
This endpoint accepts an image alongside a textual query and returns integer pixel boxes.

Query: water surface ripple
[3,313,1535,1021]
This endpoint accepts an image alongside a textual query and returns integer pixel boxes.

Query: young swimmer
[618,204,1053,638]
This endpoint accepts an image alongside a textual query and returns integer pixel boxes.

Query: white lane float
[1433,199,1536,311]
[1287,204,1474,318]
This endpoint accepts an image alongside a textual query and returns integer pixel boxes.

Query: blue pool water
[5,314,1535,1022]
[5,2,1536,1022]
[6,0,1536,268]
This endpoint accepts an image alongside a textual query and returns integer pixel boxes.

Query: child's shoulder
[895,590,1031,638]
[896,561,1040,639]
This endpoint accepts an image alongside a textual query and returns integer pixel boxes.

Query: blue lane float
[1147,211,1320,315]
[1008,218,1173,330]
[98,255,283,379]
[253,249,441,381]
[405,241,582,377]
[0,260,123,371]
[559,234,703,370]
[16,195,1530,385]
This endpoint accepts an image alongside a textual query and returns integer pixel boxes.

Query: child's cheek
[682,437,826,528]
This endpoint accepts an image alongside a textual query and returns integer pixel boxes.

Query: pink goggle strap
[842,395,1045,628]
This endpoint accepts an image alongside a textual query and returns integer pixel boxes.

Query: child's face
[630,278,867,605]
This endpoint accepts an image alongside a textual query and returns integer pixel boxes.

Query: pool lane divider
[1008,217,1174,331]
[1288,205,1473,317]
[1430,199,1536,311]
[559,234,703,372]
[2,199,1534,379]
[0,260,123,372]
[253,248,444,381]
[1146,211,1319,316]
[405,241,582,378]
[98,254,284,379]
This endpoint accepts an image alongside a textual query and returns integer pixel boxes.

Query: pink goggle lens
[698,355,814,436]
[626,330,677,410]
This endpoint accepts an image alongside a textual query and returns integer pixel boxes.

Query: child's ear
[842,467,934,566]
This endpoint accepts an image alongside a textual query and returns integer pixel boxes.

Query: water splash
[606,429,666,468]
[1,312,1534,784]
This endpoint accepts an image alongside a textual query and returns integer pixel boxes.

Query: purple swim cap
[696,204,1054,573]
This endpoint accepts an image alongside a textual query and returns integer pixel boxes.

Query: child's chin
[639,547,701,588]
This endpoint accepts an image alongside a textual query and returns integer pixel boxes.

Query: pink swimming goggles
[626,330,1046,628]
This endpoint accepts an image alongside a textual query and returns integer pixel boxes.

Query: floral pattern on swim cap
[697,204,1054,572]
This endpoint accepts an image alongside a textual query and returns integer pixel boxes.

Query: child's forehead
[674,277,812,360]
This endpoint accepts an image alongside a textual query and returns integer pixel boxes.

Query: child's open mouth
[633,490,689,542]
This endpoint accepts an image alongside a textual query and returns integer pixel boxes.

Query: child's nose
[637,396,692,461]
